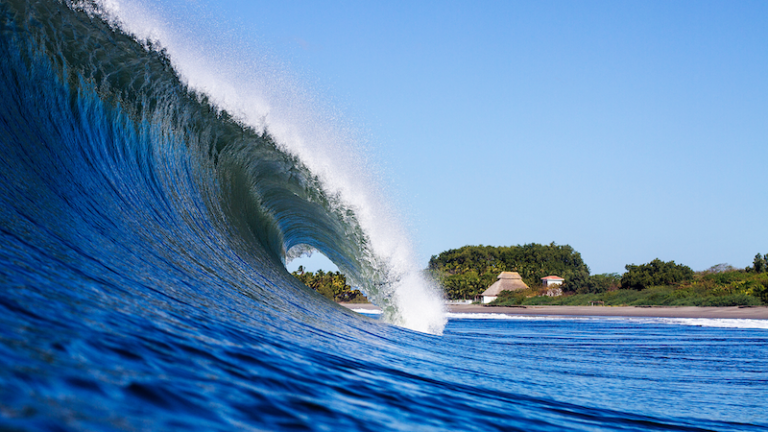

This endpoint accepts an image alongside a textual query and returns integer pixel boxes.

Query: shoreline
[339,303,768,319]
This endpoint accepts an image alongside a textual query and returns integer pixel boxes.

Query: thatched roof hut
[481,272,529,304]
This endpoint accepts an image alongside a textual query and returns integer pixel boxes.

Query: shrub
[702,294,762,307]
[703,270,749,285]
[491,290,529,306]
[621,259,694,290]
[577,273,621,294]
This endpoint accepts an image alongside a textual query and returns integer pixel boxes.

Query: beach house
[481,272,529,304]
[541,276,564,287]
[541,275,564,297]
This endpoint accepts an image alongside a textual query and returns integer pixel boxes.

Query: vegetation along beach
[303,244,768,313]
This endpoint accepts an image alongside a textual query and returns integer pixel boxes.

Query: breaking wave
[0,0,444,333]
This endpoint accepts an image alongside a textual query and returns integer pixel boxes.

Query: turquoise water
[1,1,766,430]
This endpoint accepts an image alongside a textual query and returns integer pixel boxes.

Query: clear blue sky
[143,0,767,274]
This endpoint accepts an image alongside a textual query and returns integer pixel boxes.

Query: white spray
[91,0,447,334]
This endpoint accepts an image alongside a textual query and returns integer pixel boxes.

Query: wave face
[0,0,445,333]
[1,1,767,431]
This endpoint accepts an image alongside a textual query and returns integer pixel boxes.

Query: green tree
[620,259,694,290]
[754,280,768,304]
[754,253,766,273]
[292,270,367,302]
[429,243,591,298]
[577,273,621,294]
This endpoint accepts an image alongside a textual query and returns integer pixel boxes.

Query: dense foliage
[291,268,368,303]
[752,253,768,273]
[428,243,590,299]
[291,246,768,307]
[620,259,694,290]
[579,273,622,294]
[492,268,768,307]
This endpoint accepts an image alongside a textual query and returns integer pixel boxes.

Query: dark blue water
[1,1,767,430]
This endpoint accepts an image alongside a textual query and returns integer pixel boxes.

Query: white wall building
[541,276,564,297]
[541,276,564,287]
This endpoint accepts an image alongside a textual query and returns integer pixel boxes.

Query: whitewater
[1,1,766,430]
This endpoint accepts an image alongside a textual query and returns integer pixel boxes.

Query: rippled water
[2,293,767,431]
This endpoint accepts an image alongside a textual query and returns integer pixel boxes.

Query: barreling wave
[0,0,444,333]
[3,3,766,431]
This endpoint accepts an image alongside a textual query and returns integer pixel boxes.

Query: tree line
[495,260,768,307]
[430,244,768,306]
[291,267,368,303]
[290,245,768,306]
[427,243,602,299]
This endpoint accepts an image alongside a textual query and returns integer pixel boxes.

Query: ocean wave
[3,2,765,431]
[0,0,443,333]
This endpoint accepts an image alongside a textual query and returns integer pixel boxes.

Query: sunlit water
[2,294,766,431]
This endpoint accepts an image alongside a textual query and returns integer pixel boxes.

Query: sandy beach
[340,303,768,319]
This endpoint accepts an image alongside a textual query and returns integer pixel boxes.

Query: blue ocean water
[1,1,767,430]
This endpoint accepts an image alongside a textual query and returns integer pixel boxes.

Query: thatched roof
[481,272,529,296]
